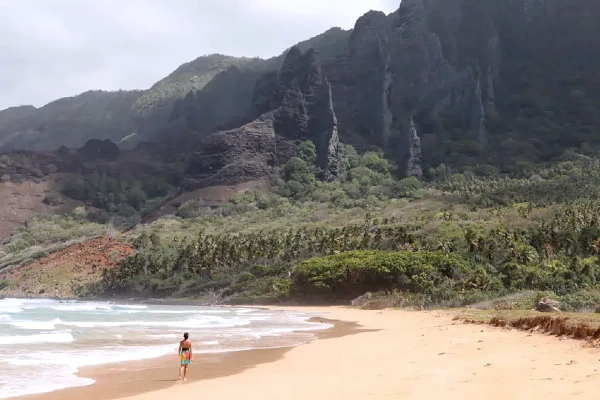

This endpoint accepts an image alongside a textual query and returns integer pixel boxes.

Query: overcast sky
[0,0,400,110]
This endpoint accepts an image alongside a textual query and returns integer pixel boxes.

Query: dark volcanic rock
[187,114,278,186]
[8,0,600,188]
[169,66,259,136]
[270,47,339,176]
[77,139,120,161]
[329,10,390,145]
[314,81,339,182]
[188,46,341,186]
[406,118,423,179]
[251,71,279,118]
[274,80,310,140]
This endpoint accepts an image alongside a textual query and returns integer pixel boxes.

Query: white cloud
[0,0,400,109]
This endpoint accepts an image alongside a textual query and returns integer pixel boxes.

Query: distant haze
[0,0,400,110]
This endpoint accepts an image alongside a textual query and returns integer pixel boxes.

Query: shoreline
[13,316,359,400]
[25,306,600,400]
[9,304,600,399]
[0,294,342,308]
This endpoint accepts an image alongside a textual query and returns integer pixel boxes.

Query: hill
[0,237,133,298]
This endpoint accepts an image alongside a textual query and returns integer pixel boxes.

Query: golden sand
[21,307,600,400]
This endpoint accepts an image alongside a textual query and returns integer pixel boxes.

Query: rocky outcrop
[473,79,487,143]
[274,80,310,139]
[251,71,279,118]
[535,297,561,313]
[78,139,120,161]
[406,118,423,179]
[187,114,278,187]
[187,46,340,186]
[328,10,390,146]
[316,81,340,182]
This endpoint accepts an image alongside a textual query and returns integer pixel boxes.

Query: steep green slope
[0,91,141,150]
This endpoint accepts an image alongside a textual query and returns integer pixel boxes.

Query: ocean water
[0,298,331,399]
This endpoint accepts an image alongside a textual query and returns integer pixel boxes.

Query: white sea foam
[51,304,112,312]
[115,309,231,315]
[115,305,148,310]
[148,333,178,339]
[233,308,256,313]
[0,307,23,313]
[59,316,251,329]
[4,343,175,368]
[0,364,94,399]
[0,332,74,345]
[0,298,331,399]
[9,318,63,330]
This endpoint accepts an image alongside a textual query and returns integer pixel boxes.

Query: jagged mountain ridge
[0,28,351,153]
[3,0,600,178]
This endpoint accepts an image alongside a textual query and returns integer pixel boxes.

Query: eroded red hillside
[0,236,133,297]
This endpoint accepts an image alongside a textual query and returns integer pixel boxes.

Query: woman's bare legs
[178,365,185,381]
[183,365,188,381]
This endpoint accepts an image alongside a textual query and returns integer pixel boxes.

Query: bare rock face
[187,114,278,186]
[274,80,310,140]
[188,46,340,186]
[328,11,390,146]
[251,71,279,118]
[535,297,561,313]
[320,81,340,182]
[406,118,423,179]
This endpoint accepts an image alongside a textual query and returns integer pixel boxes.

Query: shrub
[43,192,64,206]
[176,200,206,219]
[299,140,317,165]
[361,152,390,174]
[292,250,470,299]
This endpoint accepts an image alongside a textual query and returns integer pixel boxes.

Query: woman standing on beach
[178,332,193,381]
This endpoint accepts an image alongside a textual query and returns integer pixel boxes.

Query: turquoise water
[0,298,331,398]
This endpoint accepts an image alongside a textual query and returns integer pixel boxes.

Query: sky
[0,0,400,110]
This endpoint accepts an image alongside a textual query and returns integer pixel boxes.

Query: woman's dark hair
[184,332,189,340]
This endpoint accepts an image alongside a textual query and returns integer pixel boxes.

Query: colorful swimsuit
[180,347,191,366]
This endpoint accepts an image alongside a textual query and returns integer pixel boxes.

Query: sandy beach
[21,306,600,400]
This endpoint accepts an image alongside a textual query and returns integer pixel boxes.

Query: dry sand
[27,307,600,400]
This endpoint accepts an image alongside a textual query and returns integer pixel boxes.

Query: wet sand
[17,317,359,400]
[18,307,600,400]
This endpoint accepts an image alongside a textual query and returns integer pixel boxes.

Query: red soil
[0,236,134,297]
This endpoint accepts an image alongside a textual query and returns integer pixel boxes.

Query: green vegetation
[85,143,600,306]
[133,55,262,116]
[293,250,469,301]
[61,171,180,228]
[0,90,140,150]
[7,139,600,310]
[0,212,108,271]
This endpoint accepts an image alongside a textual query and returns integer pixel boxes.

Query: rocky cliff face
[406,118,423,179]
[169,66,260,136]
[4,0,600,182]
[187,46,341,186]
